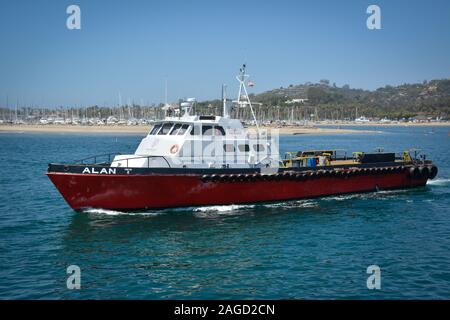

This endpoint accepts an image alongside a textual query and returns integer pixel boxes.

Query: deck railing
[75,153,120,165]
[75,153,171,168]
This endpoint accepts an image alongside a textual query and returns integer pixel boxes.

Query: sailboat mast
[165,78,168,105]
[222,84,229,118]
[15,98,18,123]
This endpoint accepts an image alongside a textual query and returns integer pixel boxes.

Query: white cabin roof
[162,115,243,128]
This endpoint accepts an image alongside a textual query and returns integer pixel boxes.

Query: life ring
[170,144,179,154]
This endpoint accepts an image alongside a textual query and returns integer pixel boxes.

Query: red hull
[47,170,428,210]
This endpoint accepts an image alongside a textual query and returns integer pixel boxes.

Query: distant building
[411,115,430,123]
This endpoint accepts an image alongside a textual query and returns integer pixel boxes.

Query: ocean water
[0,126,449,299]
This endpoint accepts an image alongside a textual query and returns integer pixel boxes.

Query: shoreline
[2,121,449,135]
[317,122,450,127]
[0,124,380,135]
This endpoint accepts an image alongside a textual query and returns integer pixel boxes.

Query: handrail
[75,153,121,164]
[74,152,171,168]
[111,155,172,168]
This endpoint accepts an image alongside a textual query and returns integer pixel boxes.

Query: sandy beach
[0,124,381,135]
[2,121,449,135]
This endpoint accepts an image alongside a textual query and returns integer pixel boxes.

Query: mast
[118,92,122,120]
[234,64,260,132]
[165,78,168,106]
[15,98,18,124]
[6,95,9,121]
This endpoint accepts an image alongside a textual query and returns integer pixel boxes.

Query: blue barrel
[308,158,316,167]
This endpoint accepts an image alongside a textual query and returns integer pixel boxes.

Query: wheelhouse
[110,114,279,169]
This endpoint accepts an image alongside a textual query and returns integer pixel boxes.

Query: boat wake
[322,189,410,202]
[323,194,363,202]
[427,178,450,187]
[194,204,255,213]
[261,199,318,209]
[193,200,321,218]
[193,204,255,218]
[83,208,166,217]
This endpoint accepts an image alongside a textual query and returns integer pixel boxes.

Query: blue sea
[0,126,449,299]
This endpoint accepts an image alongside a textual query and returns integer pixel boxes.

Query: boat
[355,116,371,123]
[47,65,438,211]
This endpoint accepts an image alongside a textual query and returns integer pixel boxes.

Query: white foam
[83,208,164,217]
[262,200,318,209]
[427,178,450,187]
[84,208,122,215]
[323,189,408,202]
[323,194,362,201]
[194,204,254,213]
[193,204,256,218]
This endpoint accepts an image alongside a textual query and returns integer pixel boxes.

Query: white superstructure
[111,65,280,169]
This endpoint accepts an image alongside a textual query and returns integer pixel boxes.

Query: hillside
[196,79,450,120]
[254,79,450,119]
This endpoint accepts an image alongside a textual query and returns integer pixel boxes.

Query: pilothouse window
[214,126,225,136]
[170,123,182,135]
[178,124,190,135]
[158,123,174,135]
[238,144,250,152]
[202,125,214,136]
[190,125,225,136]
[190,126,201,135]
[253,144,265,152]
[223,144,235,152]
[149,124,161,135]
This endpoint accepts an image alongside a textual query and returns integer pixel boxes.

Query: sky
[1,0,450,108]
